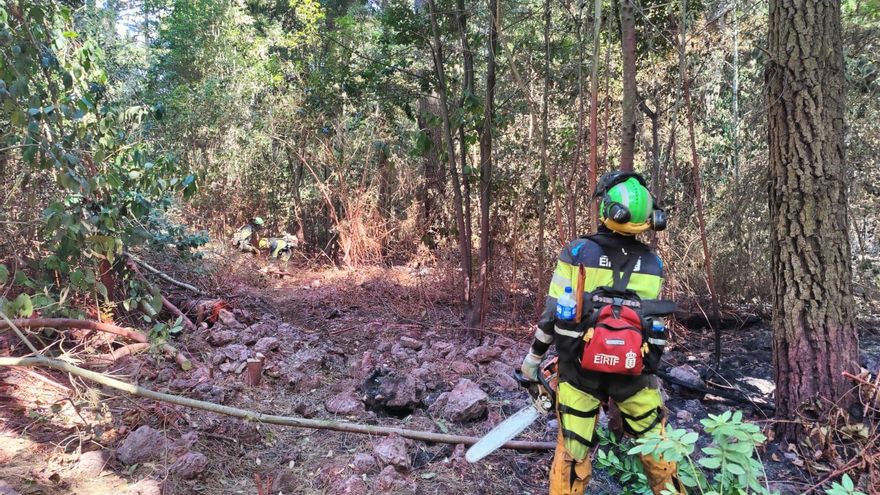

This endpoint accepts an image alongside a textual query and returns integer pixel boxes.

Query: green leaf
[726,463,746,475]
[12,293,34,317]
[697,457,722,469]
[0,264,7,285]
[842,474,854,491]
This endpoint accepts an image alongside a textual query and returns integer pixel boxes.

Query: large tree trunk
[767,0,858,440]
[618,0,637,172]
[472,0,498,328]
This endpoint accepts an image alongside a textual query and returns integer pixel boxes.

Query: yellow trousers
[548,382,685,495]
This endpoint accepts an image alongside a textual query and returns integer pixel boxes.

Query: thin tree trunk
[588,0,603,228]
[679,0,722,363]
[536,0,551,314]
[731,0,740,180]
[767,0,858,440]
[456,0,475,257]
[569,1,586,239]
[618,0,637,172]
[427,0,473,311]
[473,0,498,328]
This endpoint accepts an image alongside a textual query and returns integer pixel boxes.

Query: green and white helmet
[595,172,654,234]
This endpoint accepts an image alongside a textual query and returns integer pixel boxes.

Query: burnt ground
[1,249,879,495]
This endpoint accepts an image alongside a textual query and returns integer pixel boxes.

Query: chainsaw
[465,357,558,463]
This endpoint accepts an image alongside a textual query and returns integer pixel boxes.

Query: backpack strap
[586,233,648,293]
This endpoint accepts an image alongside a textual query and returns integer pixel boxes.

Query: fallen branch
[94,342,152,364]
[0,355,554,452]
[0,318,191,370]
[656,370,775,413]
[125,253,203,295]
[126,260,197,332]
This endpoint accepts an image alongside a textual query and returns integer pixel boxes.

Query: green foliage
[0,0,203,316]
[824,474,866,495]
[595,427,653,495]
[621,411,777,495]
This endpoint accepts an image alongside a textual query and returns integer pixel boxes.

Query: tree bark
[618,0,637,172]
[767,0,858,440]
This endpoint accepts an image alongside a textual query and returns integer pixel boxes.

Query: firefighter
[232,217,264,254]
[259,234,298,261]
[520,171,684,495]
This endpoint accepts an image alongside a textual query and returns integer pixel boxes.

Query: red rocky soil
[3,253,876,494]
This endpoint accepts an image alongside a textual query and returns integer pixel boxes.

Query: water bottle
[556,286,576,320]
[649,318,667,346]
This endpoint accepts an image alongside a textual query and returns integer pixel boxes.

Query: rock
[373,434,411,470]
[192,383,226,403]
[500,347,525,365]
[492,371,519,391]
[675,410,694,423]
[390,343,410,361]
[416,347,439,362]
[400,336,424,350]
[449,361,477,375]
[240,323,274,345]
[431,341,454,356]
[118,479,162,495]
[117,426,166,465]
[76,450,110,476]
[429,378,488,422]
[169,432,199,457]
[545,419,559,438]
[217,309,244,330]
[466,345,502,363]
[373,465,407,492]
[333,475,368,495]
[207,330,237,347]
[326,391,365,415]
[289,348,324,371]
[742,377,775,395]
[254,337,280,354]
[484,360,511,376]
[0,480,20,495]
[270,469,299,493]
[668,364,706,389]
[350,351,376,380]
[282,368,321,393]
[351,453,378,474]
[169,452,208,479]
[363,371,424,415]
[211,344,249,366]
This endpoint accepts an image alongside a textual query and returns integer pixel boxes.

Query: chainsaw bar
[465,405,541,463]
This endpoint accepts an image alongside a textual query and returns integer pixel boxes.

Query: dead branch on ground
[0,355,554,452]
[0,318,192,370]
[124,252,203,295]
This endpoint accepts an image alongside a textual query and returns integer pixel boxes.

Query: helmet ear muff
[650,207,668,231]
[603,197,632,224]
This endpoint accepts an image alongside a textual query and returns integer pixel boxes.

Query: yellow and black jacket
[529,229,666,396]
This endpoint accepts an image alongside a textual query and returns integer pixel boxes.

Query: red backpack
[580,302,646,375]
[578,235,649,375]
